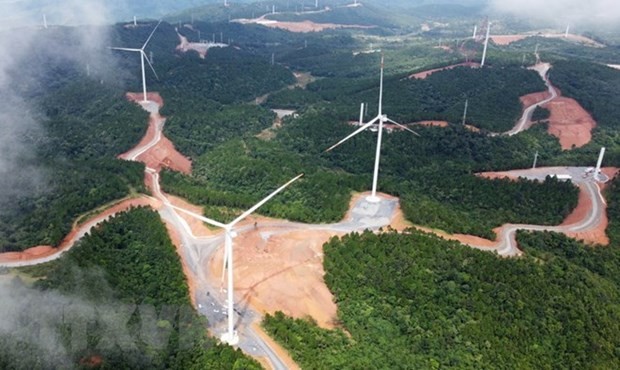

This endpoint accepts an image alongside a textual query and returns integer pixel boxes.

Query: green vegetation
[0,80,147,252]
[532,106,550,122]
[2,207,260,369]
[264,226,620,369]
[549,60,620,137]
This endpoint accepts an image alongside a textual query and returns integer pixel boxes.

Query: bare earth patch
[543,97,596,150]
[121,92,192,174]
[490,35,529,45]
[409,62,480,80]
[137,136,192,174]
[521,91,552,108]
[209,228,340,329]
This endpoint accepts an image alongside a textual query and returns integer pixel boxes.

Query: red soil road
[121,92,192,174]
[409,62,480,80]
[521,91,551,108]
[543,97,596,150]
[137,135,192,174]
[0,197,160,264]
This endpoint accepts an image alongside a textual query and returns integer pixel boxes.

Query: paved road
[502,62,558,136]
[0,90,610,368]
[469,167,607,256]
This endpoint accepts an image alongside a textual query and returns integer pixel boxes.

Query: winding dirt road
[0,80,615,369]
[505,63,557,135]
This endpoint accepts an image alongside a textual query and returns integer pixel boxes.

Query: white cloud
[488,0,620,26]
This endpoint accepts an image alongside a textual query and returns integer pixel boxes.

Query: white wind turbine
[480,21,491,67]
[110,20,162,102]
[326,54,419,203]
[170,174,303,345]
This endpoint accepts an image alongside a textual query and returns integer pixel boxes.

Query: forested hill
[262,176,620,368]
[3,207,260,369]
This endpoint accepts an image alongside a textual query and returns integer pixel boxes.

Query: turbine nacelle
[168,174,303,345]
[325,54,419,202]
[110,19,162,102]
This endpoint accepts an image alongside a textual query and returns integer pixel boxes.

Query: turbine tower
[565,24,570,38]
[43,14,48,29]
[110,20,162,102]
[481,21,491,67]
[170,175,303,345]
[595,147,606,181]
[472,25,477,39]
[326,54,419,203]
[462,99,469,125]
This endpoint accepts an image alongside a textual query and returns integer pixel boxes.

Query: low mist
[0,0,117,208]
[488,0,620,28]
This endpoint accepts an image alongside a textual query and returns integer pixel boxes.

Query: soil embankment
[543,97,596,150]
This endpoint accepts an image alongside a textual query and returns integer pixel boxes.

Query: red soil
[126,92,164,107]
[260,20,374,33]
[474,167,620,248]
[520,91,551,108]
[409,62,480,80]
[120,92,192,174]
[490,35,528,45]
[79,355,103,368]
[252,323,301,370]
[543,97,596,150]
[137,135,192,174]
[209,227,340,329]
[0,197,159,263]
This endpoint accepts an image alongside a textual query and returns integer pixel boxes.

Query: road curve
[468,167,609,257]
[0,90,613,368]
[505,62,558,136]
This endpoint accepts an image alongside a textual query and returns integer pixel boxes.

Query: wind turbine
[110,20,162,102]
[462,99,469,125]
[326,54,419,203]
[481,21,491,67]
[170,174,303,345]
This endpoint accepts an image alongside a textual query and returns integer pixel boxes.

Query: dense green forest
[0,80,147,252]
[263,222,620,369]
[1,207,260,369]
[163,102,578,238]
[548,60,620,137]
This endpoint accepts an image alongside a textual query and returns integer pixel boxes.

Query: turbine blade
[141,50,159,80]
[386,118,421,137]
[325,116,379,152]
[142,19,163,49]
[169,204,227,228]
[229,174,304,227]
[109,47,141,52]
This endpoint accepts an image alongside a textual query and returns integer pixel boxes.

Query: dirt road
[505,63,557,135]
